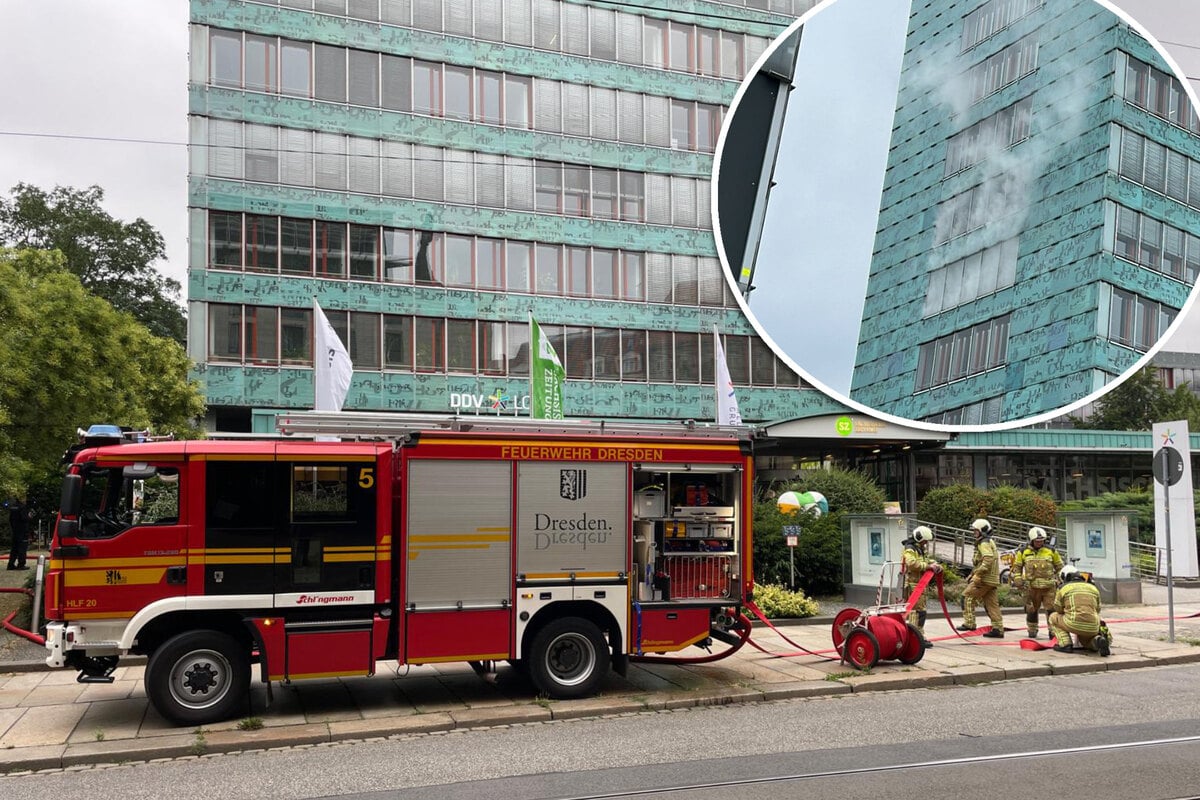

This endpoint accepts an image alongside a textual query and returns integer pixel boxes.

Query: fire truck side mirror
[61,474,83,517]
[57,518,79,540]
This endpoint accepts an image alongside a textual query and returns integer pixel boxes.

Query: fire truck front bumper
[44,622,72,668]
[44,621,122,668]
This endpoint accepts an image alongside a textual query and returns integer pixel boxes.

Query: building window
[280,40,311,97]
[383,314,412,369]
[210,212,242,268]
[967,35,1038,104]
[1124,53,1200,135]
[209,304,242,361]
[348,225,379,280]
[244,306,279,364]
[944,97,1032,176]
[1108,285,1175,352]
[347,48,379,106]
[242,35,278,93]
[923,237,1018,316]
[506,241,532,293]
[961,0,1044,51]
[210,30,242,88]
[1111,201,1200,283]
[414,317,445,371]
[314,43,347,103]
[915,314,1012,391]
[478,321,506,375]
[281,218,313,275]
[244,215,278,272]
[315,221,347,278]
[280,307,312,364]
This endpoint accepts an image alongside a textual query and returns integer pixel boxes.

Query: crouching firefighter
[902,526,943,647]
[1011,526,1063,638]
[1049,565,1111,656]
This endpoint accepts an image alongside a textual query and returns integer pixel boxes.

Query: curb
[6,648,1200,774]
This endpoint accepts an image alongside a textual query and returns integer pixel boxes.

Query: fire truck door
[403,460,513,663]
[277,460,378,604]
[61,462,187,618]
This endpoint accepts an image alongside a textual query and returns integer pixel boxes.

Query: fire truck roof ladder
[275,411,757,440]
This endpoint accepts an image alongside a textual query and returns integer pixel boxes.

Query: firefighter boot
[1094,635,1111,657]
[1026,609,1039,639]
[1045,610,1054,639]
[917,611,933,648]
[958,598,976,631]
[1053,632,1074,653]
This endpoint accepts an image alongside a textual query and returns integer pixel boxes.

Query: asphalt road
[4,663,1200,800]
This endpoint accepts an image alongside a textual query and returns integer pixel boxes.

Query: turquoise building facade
[851,0,1200,425]
[184,0,848,432]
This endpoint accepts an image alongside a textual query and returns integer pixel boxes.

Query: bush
[916,484,989,529]
[753,500,845,595]
[768,469,888,514]
[916,484,1058,529]
[986,485,1057,527]
[752,583,820,619]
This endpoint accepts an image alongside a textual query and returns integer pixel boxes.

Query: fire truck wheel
[146,631,250,726]
[529,617,610,699]
[842,626,879,671]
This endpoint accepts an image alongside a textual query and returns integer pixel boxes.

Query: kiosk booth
[843,514,915,606]
[1060,510,1142,605]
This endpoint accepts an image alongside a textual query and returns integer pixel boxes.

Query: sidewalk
[3,597,1200,774]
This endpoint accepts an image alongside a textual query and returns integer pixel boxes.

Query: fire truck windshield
[77,464,180,537]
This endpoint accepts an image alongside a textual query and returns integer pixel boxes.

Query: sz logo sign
[560,469,587,501]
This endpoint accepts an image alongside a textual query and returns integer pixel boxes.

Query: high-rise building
[185,0,843,432]
[850,0,1200,425]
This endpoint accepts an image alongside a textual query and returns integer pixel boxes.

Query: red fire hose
[0,586,45,645]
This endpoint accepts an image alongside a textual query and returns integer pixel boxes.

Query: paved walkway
[3,595,1200,775]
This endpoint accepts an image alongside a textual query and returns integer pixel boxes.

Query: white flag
[714,325,742,426]
[313,298,352,412]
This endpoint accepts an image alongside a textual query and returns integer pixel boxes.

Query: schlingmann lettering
[533,513,612,550]
[297,594,354,605]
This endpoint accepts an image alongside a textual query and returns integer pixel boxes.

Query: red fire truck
[42,414,755,725]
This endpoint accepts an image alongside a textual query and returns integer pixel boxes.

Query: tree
[1073,366,1200,431]
[0,184,185,343]
[0,248,204,497]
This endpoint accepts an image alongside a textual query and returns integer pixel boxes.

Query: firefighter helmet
[912,526,934,544]
[1060,565,1080,581]
[970,518,992,536]
[1028,527,1046,543]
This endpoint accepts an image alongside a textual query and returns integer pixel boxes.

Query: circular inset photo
[715,0,1200,429]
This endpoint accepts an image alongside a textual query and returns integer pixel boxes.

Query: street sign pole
[783,526,800,590]
[1160,446,1175,643]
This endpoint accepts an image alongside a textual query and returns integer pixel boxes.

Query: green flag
[530,314,564,419]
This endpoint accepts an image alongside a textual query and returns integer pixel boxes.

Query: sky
[0,1,1198,363]
[740,0,909,396]
[0,2,190,286]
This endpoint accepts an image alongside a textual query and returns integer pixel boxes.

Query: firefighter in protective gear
[1011,526,1063,638]
[1049,565,1109,656]
[960,518,1004,637]
[902,526,943,646]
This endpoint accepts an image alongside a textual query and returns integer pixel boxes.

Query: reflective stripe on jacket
[1054,581,1101,634]
[971,538,1001,586]
[902,546,935,590]
[1013,546,1063,588]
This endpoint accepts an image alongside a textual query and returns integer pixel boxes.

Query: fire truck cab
[42,414,755,725]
